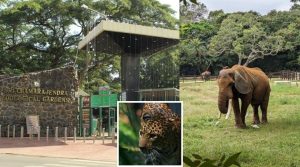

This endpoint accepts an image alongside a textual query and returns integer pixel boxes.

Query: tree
[209,13,284,66]
[276,20,300,51]
[208,10,227,27]
[275,17,300,67]
[0,0,85,71]
[180,1,207,23]
[180,21,217,73]
[94,0,177,29]
[179,2,300,73]
[291,0,300,3]
[0,0,178,92]
[180,0,198,6]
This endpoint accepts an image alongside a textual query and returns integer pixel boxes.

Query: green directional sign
[91,90,118,107]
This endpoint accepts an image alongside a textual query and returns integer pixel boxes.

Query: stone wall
[0,66,78,137]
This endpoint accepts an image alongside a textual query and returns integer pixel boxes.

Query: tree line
[180,0,300,75]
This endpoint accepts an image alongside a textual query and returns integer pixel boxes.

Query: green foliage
[180,5,300,74]
[180,1,207,23]
[0,0,85,72]
[209,12,285,66]
[0,0,178,93]
[119,121,138,146]
[184,152,241,167]
[180,21,217,74]
[181,21,216,40]
[208,10,227,27]
[276,19,300,51]
[180,0,198,6]
[95,0,177,29]
[119,103,144,165]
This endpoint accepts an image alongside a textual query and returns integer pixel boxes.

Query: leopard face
[139,103,181,165]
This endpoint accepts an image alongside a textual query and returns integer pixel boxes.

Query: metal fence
[180,75,217,82]
[280,71,300,80]
[0,124,116,144]
[268,71,300,80]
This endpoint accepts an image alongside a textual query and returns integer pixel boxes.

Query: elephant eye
[142,113,151,121]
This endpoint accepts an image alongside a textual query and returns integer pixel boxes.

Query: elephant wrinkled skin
[217,65,271,128]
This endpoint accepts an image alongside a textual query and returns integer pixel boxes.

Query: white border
[117,101,184,167]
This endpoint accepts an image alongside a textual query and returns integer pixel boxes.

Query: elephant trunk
[218,93,229,114]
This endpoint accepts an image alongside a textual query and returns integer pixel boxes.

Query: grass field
[181,81,300,167]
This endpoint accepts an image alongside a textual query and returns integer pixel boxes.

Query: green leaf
[184,156,196,167]
[194,160,201,166]
[192,154,203,160]
[217,154,226,166]
[203,158,217,164]
[223,152,242,167]
[199,161,217,167]
[190,0,199,4]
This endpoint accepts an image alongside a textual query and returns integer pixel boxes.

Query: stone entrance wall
[0,66,78,137]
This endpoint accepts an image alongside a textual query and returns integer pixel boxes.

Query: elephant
[217,65,271,128]
[201,71,211,81]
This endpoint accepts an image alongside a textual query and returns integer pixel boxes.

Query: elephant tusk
[218,112,222,119]
[225,99,232,120]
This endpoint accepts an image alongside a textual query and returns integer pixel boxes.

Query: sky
[201,0,294,15]
[158,0,180,19]
[157,0,294,17]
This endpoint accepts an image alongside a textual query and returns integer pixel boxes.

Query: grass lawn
[181,81,300,167]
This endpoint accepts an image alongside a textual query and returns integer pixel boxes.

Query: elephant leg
[261,90,270,123]
[252,104,260,124]
[261,100,269,124]
[261,105,268,124]
[232,98,245,128]
[241,99,250,126]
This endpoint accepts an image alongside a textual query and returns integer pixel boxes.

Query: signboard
[0,87,74,103]
[99,86,109,91]
[91,94,118,107]
[26,115,40,134]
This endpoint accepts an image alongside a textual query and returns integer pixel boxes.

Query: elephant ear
[234,69,252,94]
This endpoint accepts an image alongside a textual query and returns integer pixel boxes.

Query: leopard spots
[139,103,181,165]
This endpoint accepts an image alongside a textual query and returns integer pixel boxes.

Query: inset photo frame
[117,101,183,166]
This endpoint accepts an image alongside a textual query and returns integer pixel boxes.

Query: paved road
[0,154,116,167]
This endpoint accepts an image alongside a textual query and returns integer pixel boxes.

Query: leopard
[139,103,181,165]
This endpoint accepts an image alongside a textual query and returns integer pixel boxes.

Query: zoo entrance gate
[79,89,117,137]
